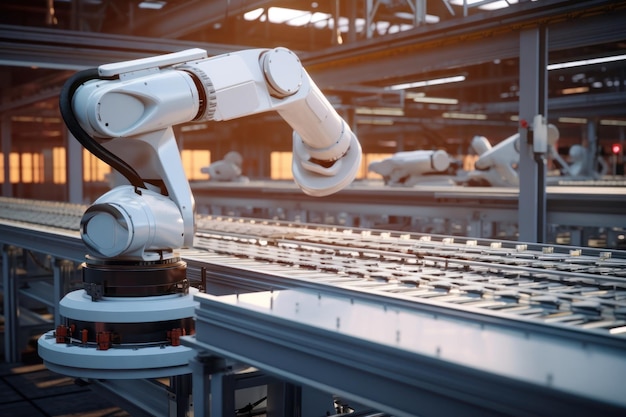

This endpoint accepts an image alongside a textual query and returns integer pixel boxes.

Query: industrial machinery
[368,149,452,186]
[38,47,362,378]
[201,150,249,182]
[468,124,560,187]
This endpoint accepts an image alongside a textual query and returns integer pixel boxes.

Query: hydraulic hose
[58,69,146,190]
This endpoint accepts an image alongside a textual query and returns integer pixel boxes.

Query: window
[181,149,211,180]
[271,151,293,180]
[9,152,20,183]
[20,152,44,183]
[53,147,66,184]
[83,149,111,182]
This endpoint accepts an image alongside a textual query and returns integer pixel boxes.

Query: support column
[66,127,83,204]
[586,119,598,177]
[189,354,235,417]
[1,114,11,197]
[2,245,20,362]
[518,26,548,243]
[52,258,74,326]
[170,373,192,417]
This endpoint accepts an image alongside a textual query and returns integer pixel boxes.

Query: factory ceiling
[1,0,625,155]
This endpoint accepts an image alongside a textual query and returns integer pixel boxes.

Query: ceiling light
[558,117,587,124]
[243,8,264,21]
[357,118,395,125]
[442,112,487,120]
[561,86,589,95]
[601,119,626,127]
[394,12,440,24]
[181,123,208,132]
[387,75,465,90]
[548,54,626,71]
[138,1,166,9]
[250,7,330,26]
[449,0,518,11]
[356,107,404,116]
[413,97,458,104]
[407,93,458,104]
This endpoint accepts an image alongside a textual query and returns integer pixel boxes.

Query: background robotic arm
[469,124,560,187]
[368,150,451,186]
[61,47,361,261]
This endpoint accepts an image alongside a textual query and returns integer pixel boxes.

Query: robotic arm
[469,124,560,187]
[471,133,521,187]
[368,150,450,186]
[61,47,361,261]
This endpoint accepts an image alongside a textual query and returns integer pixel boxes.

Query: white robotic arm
[61,47,361,261]
[368,150,450,185]
[472,133,521,187]
[470,124,560,187]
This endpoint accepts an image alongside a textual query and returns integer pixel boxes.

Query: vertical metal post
[190,354,235,417]
[347,0,358,44]
[52,258,74,326]
[586,119,598,177]
[1,114,11,197]
[2,245,19,362]
[365,0,381,39]
[190,355,211,417]
[518,26,548,243]
[267,381,299,417]
[66,127,83,204]
[170,373,192,417]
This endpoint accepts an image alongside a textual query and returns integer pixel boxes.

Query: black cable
[235,395,267,415]
[58,68,146,190]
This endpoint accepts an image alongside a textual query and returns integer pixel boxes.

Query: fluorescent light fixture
[244,8,264,21]
[388,75,466,90]
[394,11,440,24]
[181,123,208,132]
[413,97,458,104]
[407,92,458,104]
[601,119,626,127]
[561,86,589,95]
[548,54,626,71]
[243,6,417,35]
[357,118,395,125]
[245,7,331,27]
[138,1,165,9]
[442,112,487,120]
[558,117,587,124]
[449,0,518,11]
[356,107,404,116]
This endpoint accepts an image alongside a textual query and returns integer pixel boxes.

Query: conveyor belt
[0,197,85,230]
[2,196,625,341]
[188,216,626,342]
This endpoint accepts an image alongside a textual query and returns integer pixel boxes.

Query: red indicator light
[612,143,622,155]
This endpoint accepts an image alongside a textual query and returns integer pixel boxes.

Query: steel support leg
[190,354,235,417]
[52,258,73,326]
[2,245,19,362]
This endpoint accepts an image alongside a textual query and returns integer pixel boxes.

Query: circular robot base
[38,332,196,379]
[38,288,199,379]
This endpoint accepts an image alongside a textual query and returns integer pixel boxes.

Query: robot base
[38,332,197,379]
[38,288,199,379]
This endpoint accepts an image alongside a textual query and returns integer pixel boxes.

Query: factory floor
[0,339,131,417]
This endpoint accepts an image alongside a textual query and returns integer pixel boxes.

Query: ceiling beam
[128,0,276,39]
[0,24,249,70]
[301,0,626,86]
